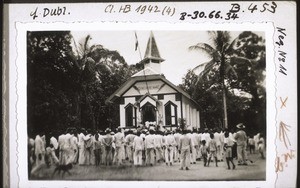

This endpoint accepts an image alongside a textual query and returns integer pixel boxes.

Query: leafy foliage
[27,31,138,137]
[182,31,266,134]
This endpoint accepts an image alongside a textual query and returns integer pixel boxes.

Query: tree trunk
[222,82,228,129]
[220,54,228,129]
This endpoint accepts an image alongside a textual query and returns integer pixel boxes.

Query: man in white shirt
[154,131,164,163]
[31,133,46,176]
[164,130,177,166]
[77,130,86,165]
[70,132,78,164]
[178,130,193,170]
[214,130,221,161]
[114,127,125,165]
[234,123,248,165]
[133,131,144,166]
[174,130,182,163]
[144,130,155,166]
[191,130,199,164]
[125,130,136,163]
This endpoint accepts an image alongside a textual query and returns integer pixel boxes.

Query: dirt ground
[31,152,266,181]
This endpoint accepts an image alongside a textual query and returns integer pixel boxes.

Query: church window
[165,101,177,126]
[125,104,137,127]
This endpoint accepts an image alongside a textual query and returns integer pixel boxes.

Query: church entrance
[141,102,156,125]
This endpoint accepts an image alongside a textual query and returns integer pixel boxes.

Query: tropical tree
[188,31,266,129]
[28,31,139,136]
[189,31,253,129]
[27,31,76,136]
[226,31,266,134]
[70,35,137,130]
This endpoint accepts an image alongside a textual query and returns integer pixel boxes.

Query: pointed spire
[142,31,165,63]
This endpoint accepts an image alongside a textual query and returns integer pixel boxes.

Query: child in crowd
[200,140,209,166]
[224,131,236,170]
[207,133,218,167]
[248,135,255,154]
[257,133,265,159]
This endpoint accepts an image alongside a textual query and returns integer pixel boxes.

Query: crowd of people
[28,123,265,178]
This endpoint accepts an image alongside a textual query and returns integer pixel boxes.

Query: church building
[106,32,200,130]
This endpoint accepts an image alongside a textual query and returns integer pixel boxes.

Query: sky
[71,30,263,85]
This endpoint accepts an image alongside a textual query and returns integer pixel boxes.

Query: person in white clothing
[144,130,155,166]
[77,130,86,165]
[214,130,222,161]
[173,130,182,162]
[114,127,125,165]
[257,133,265,159]
[224,131,236,170]
[164,131,177,166]
[70,132,79,164]
[178,129,193,170]
[191,130,199,164]
[254,133,260,153]
[78,130,90,165]
[31,133,46,176]
[133,131,144,166]
[154,131,164,163]
[125,130,136,163]
[87,132,95,165]
[186,130,195,164]
[58,133,69,165]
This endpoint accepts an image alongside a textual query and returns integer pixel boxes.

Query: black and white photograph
[3,1,297,188]
[27,29,267,181]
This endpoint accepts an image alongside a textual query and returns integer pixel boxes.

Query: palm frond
[82,35,91,59]
[224,37,239,54]
[189,43,216,57]
[196,60,216,81]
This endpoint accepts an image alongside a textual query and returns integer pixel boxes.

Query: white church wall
[196,110,200,129]
[120,97,137,127]
[192,108,197,128]
[181,96,201,130]
[145,62,161,73]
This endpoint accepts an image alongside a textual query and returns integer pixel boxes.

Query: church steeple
[140,31,164,74]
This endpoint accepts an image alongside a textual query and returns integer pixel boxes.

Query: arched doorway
[141,102,156,125]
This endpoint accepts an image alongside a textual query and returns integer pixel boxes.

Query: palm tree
[189,31,251,129]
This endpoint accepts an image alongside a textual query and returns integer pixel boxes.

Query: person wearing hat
[234,123,248,165]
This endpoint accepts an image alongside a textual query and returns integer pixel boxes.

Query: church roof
[141,31,165,63]
[106,74,199,108]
